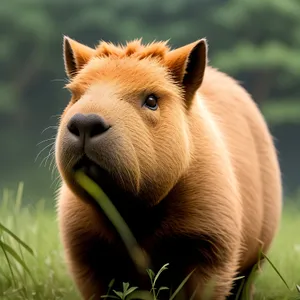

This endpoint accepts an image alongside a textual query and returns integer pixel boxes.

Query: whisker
[51,175,61,190]
[44,147,55,168]
[66,155,76,171]
[41,126,58,135]
[50,158,58,180]
[48,149,55,171]
[35,143,55,163]
[39,150,53,168]
[49,155,55,170]
[51,78,68,83]
[36,138,56,146]
[54,181,62,197]
[50,115,61,120]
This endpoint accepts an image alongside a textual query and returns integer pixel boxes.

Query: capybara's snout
[66,113,111,148]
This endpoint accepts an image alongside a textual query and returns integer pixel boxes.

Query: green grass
[0,182,300,300]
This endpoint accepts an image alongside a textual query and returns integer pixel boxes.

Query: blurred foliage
[0,0,299,198]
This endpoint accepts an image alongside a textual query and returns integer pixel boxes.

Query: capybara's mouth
[72,156,152,232]
[72,155,135,208]
[73,155,111,186]
[72,155,125,208]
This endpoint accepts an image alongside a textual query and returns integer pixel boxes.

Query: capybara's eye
[144,94,158,110]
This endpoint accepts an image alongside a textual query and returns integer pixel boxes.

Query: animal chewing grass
[0,182,300,299]
[74,170,197,300]
[74,170,150,276]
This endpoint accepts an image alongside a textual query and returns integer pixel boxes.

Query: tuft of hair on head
[95,40,124,58]
[95,39,170,61]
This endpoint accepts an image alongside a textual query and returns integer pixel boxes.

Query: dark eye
[144,94,158,110]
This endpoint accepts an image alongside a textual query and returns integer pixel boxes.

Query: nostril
[67,122,80,137]
[67,113,87,138]
[90,121,110,137]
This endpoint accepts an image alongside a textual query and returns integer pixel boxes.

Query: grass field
[0,183,300,300]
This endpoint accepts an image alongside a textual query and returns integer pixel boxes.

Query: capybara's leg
[226,263,260,300]
[226,279,255,300]
[173,259,241,300]
[69,263,105,300]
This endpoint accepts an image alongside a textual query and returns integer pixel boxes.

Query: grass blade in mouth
[74,170,150,275]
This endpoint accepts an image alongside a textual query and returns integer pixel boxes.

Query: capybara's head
[55,37,207,206]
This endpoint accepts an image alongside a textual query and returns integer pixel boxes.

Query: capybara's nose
[67,113,110,141]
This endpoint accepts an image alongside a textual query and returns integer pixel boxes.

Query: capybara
[55,36,282,300]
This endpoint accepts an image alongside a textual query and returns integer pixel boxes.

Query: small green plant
[147,263,170,300]
[101,282,139,300]
[101,279,153,300]
[100,263,197,300]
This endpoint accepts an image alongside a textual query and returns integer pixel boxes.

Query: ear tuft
[63,36,96,79]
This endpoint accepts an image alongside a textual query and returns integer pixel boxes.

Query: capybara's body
[55,37,282,300]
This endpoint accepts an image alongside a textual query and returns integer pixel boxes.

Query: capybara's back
[55,37,282,300]
[200,66,282,271]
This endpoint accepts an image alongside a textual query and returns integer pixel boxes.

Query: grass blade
[261,252,290,291]
[74,170,149,275]
[241,264,258,300]
[15,182,24,213]
[146,269,155,285]
[189,282,200,300]
[153,263,169,286]
[125,286,138,296]
[0,240,35,283]
[0,266,11,282]
[106,279,116,297]
[113,290,124,298]
[101,295,119,299]
[0,222,34,256]
[0,240,16,288]
[169,268,196,300]
[235,278,245,300]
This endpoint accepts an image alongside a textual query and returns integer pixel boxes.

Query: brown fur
[55,37,282,300]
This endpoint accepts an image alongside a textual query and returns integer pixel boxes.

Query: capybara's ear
[166,39,207,105]
[63,36,95,79]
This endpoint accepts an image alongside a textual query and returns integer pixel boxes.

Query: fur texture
[55,37,282,300]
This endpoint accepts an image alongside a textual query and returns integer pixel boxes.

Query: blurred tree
[211,0,300,104]
[0,0,299,198]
